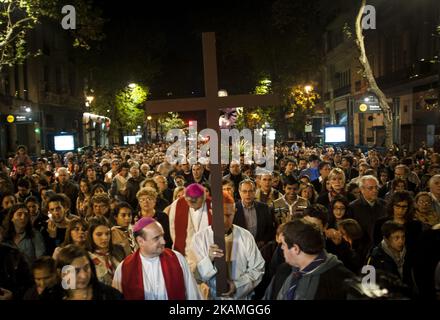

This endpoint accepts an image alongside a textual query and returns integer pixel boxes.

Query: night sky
[88,0,334,100]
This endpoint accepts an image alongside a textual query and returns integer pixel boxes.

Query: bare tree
[354,0,394,148]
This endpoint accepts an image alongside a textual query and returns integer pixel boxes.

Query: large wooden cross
[145,32,279,295]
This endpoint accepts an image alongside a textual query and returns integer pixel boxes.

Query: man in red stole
[168,183,212,257]
[112,217,201,300]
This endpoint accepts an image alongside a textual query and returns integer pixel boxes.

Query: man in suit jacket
[233,179,275,248]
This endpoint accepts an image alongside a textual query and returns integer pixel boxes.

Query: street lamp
[128,83,136,89]
[146,115,152,143]
[304,85,313,94]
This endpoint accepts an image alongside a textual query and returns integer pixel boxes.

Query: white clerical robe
[189,224,265,300]
[112,250,202,300]
[168,200,210,257]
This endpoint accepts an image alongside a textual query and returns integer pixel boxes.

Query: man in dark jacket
[126,166,143,210]
[223,160,248,201]
[53,167,79,215]
[348,175,387,251]
[233,179,275,248]
[264,219,354,300]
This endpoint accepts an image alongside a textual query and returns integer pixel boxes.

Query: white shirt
[112,250,202,300]
[169,199,210,257]
[189,225,265,300]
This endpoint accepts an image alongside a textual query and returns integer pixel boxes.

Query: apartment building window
[335,69,351,89]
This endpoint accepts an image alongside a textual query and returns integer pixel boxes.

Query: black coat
[266,261,354,300]
[348,196,387,250]
[233,201,275,245]
[367,242,413,291]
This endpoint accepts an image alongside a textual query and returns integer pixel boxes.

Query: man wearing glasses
[348,175,387,250]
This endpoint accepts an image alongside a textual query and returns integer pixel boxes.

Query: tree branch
[355,0,394,147]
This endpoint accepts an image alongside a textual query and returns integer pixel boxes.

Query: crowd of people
[0,142,439,300]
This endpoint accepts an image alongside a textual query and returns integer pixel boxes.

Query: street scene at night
[0,0,440,309]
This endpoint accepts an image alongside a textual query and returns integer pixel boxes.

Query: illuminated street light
[25,107,31,113]
[147,115,152,121]
[128,83,136,89]
[304,85,313,94]
[218,89,228,97]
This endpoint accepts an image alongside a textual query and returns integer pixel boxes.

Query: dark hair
[17,178,31,189]
[47,194,67,207]
[56,244,99,288]
[112,201,133,225]
[90,183,107,196]
[381,220,406,239]
[309,154,320,163]
[331,195,349,210]
[87,216,115,253]
[303,204,329,227]
[346,182,360,194]
[282,219,325,254]
[119,162,130,171]
[24,196,39,205]
[318,161,331,171]
[222,179,234,187]
[342,155,354,166]
[391,178,407,191]
[32,256,57,273]
[283,175,299,188]
[2,203,33,240]
[337,219,363,241]
[1,192,16,209]
[61,218,88,247]
[386,191,414,222]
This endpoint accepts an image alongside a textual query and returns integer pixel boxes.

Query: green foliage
[159,112,186,133]
[114,84,148,132]
[0,0,104,70]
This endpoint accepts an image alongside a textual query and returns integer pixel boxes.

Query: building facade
[0,22,85,158]
[320,0,440,151]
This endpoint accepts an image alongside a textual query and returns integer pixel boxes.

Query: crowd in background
[0,141,439,300]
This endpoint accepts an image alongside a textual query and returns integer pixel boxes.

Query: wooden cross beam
[145,32,280,296]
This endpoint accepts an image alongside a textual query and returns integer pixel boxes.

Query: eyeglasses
[363,186,379,190]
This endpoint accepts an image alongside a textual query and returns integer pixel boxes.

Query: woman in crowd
[76,178,91,218]
[111,202,136,258]
[86,194,112,221]
[373,191,423,259]
[327,195,350,229]
[413,192,440,228]
[87,216,124,286]
[52,217,88,260]
[136,187,172,248]
[298,183,317,205]
[317,168,346,210]
[163,186,185,215]
[57,244,123,300]
[0,192,16,224]
[2,204,46,265]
